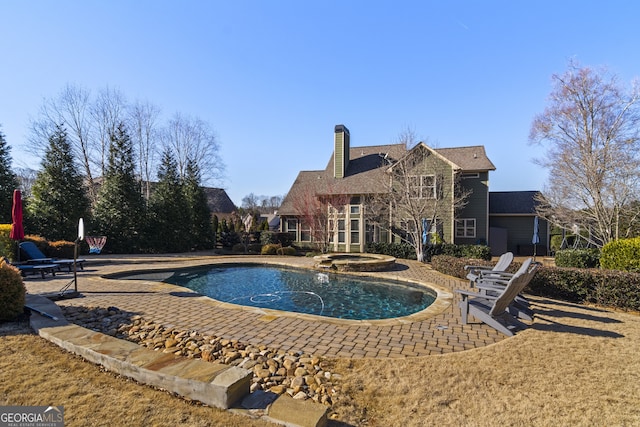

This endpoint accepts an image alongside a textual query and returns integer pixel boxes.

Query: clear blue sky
[2,1,640,206]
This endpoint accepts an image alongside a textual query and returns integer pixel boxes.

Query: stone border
[26,294,329,427]
[313,253,396,272]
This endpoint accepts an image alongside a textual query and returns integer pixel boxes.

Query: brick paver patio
[24,254,507,358]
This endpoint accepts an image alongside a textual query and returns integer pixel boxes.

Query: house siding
[489,215,548,256]
[456,171,490,245]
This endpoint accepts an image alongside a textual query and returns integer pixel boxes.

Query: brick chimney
[334,124,350,178]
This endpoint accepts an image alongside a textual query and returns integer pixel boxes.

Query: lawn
[2,295,639,426]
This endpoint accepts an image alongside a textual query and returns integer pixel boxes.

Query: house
[278,124,496,253]
[489,191,549,256]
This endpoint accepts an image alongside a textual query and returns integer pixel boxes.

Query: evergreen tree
[182,159,214,250]
[92,123,146,253]
[0,126,19,223]
[147,149,189,252]
[27,125,90,241]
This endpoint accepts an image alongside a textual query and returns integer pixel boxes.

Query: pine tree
[182,159,214,250]
[147,149,189,252]
[27,125,90,241]
[0,126,19,223]
[92,123,146,253]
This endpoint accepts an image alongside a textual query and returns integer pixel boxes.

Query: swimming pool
[163,264,436,321]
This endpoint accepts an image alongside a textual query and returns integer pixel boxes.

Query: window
[409,175,436,199]
[350,205,360,215]
[455,219,476,238]
[338,220,346,243]
[300,220,311,242]
[461,172,479,179]
[350,219,360,244]
[286,219,297,233]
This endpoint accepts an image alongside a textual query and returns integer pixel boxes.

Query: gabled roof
[203,187,237,214]
[434,146,496,171]
[489,191,541,215]
[279,142,496,216]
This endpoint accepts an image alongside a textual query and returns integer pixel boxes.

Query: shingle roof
[203,188,237,214]
[279,142,496,216]
[434,145,496,171]
[489,191,541,215]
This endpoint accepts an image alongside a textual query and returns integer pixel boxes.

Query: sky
[2,1,640,206]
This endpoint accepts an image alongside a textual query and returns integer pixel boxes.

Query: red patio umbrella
[9,189,24,261]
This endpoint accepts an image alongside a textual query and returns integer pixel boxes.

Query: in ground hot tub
[313,253,396,272]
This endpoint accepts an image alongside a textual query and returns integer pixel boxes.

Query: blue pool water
[163,264,436,320]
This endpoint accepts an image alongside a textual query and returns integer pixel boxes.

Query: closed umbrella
[532,216,540,261]
[9,189,24,262]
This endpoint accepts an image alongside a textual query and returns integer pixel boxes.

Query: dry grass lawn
[2,296,640,426]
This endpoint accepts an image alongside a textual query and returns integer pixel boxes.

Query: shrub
[0,224,15,261]
[366,242,417,260]
[276,246,297,256]
[48,240,76,259]
[231,243,245,253]
[0,259,26,322]
[554,248,600,268]
[601,237,640,272]
[430,256,640,313]
[219,231,240,249]
[261,244,281,255]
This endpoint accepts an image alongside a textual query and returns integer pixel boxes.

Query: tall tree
[366,142,470,262]
[183,159,214,250]
[0,127,19,223]
[92,123,146,253]
[29,84,98,200]
[91,86,128,177]
[129,100,161,199]
[147,150,188,252]
[160,112,224,185]
[530,61,640,246]
[27,125,90,241]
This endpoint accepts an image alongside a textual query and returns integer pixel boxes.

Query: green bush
[261,244,281,255]
[276,246,297,256]
[601,237,640,272]
[0,224,15,261]
[48,240,76,258]
[554,248,600,268]
[431,256,640,312]
[366,242,417,260]
[0,259,26,322]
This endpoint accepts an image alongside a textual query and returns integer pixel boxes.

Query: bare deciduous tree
[289,181,350,253]
[161,113,224,186]
[530,60,640,246]
[129,100,161,199]
[29,83,97,199]
[366,142,471,262]
[91,86,128,177]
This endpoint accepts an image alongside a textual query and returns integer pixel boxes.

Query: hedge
[431,255,640,312]
[601,237,640,272]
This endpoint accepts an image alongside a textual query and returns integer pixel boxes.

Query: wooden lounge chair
[19,241,85,272]
[474,258,538,321]
[457,258,539,336]
[464,251,514,287]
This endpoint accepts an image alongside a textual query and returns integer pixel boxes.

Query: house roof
[203,187,237,214]
[489,191,541,215]
[279,141,496,216]
[434,145,496,171]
